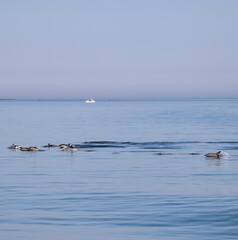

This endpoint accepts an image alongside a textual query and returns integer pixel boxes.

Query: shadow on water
[73,140,238,156]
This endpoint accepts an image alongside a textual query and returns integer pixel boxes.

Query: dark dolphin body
[43,143,58,148]
[20,146,40,151]
[205,151,223,158]
[59,143,79,151]
[8,144,21,150]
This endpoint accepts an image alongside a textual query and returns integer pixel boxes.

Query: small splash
[221,151,229,159]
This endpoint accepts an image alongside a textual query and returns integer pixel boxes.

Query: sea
[0,99,238,240]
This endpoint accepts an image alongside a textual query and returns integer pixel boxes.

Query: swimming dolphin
[43,143,58,148]
[59,143,69,148]
[19,147,31,151]
[28,146,41,151]
[8,144,21,150]
[19,146,41,151]
[205,151,223,158]
[59,143,74,148]
[60,143,78,151]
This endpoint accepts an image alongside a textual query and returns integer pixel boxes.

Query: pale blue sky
[0,0,237,99]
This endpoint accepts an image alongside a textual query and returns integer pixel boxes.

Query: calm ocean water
[0,99,238,240]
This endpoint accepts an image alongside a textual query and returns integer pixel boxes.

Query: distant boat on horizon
[85,97,96,104]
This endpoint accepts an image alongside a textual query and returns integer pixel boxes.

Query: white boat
[85,98,96,104]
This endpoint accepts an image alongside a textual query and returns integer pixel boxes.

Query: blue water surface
[0,99,238,240]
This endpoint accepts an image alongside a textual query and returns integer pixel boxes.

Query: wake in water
[221,151,230,159]
[7,141,235,158]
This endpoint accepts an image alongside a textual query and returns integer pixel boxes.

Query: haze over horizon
[1,0,238,100]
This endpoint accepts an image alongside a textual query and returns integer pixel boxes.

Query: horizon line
[1,97,238,101]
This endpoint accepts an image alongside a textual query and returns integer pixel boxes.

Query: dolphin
[8,144,21,150]
[60,143,78,151]
[43,143,58,148]
[205,151,223,158]
[19,146,41,151]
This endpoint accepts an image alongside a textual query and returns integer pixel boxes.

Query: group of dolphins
[8,143,225,159]
[8,143,79,152]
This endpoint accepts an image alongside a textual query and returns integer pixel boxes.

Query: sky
[0,0,238,99]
